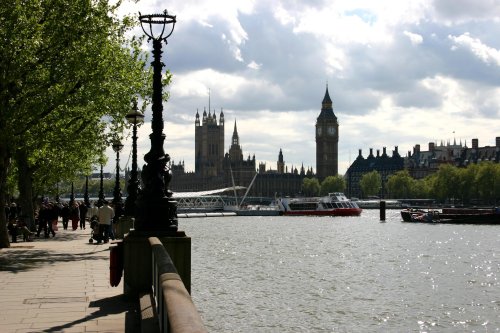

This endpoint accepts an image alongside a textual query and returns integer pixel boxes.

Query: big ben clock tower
[316,85,339,180]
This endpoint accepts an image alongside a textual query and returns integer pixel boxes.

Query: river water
[179,210,499,333]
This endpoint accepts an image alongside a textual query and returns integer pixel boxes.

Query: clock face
[317,127,322,136]
[328,126,336,135]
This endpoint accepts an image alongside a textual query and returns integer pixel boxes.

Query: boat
[353,199,402,209]
[277,192,362,216]
[401,207,500,224]
[229,204,282,216]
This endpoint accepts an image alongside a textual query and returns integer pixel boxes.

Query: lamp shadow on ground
[41,294,140,333]
[0,246,110,273]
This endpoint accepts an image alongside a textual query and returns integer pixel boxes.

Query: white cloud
[247,61,261,70]
[449,32,500,66]
[403,30,423,45]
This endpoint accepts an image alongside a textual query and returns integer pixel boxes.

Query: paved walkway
[0,226,139,333]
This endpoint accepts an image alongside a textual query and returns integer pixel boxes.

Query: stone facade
[345,137,500,198]
[170,117,312,196]
[316,86,339,180]
[345,147,404,198]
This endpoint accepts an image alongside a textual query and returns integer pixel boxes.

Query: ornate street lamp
[112,139,124,219]
[98,163,105,207]
[84,175,91,207]
[124,99,145,216]
[55,182,60,203]
[135,10,178,232]
[70,182,75,204]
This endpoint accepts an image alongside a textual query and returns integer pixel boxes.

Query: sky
[109,0,500,176]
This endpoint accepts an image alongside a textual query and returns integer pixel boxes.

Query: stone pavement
[0,226,139,333]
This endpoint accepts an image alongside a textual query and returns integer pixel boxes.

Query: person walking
[60,203,70,230]
[79,202,88,230]
[97,200,114,243]
[47,202,57,236]
[36,203,49,238]
[69,201,80,231]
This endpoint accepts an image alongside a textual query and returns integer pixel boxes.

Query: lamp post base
[134,196,178,233]
[123,229,190,299]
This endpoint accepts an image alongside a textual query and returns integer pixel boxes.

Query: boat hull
[236,210,282,216]
[401,208,500,224]
[282,208,362,217]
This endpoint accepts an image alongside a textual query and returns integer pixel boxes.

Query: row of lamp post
[75,97,144,217]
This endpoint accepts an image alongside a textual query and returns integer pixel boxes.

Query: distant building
[195,108,225,177]
[316,85,339,180]
[406,137,500,179]
[345,147,404,198]
[90,172,113,180]
[222,120,256,191]
[345,136,500,198]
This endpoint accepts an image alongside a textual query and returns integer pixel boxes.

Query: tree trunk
[0,142,11,248]
[16,148,36,230]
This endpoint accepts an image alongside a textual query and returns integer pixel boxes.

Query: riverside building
[345,136,500,198]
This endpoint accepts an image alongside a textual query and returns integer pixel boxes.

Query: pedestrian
[47,202,57,236]
[70,201,80,231]
[36,204,49,238]
[8,202,19,225]
[79,202,88,230]
[61,203,70,230]
[97,200,114,243]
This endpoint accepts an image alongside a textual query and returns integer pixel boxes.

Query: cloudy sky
[111,0,500,176]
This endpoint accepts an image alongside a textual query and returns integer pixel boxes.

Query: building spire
[232,120,239,145]
[317,83,336,120]
[322,84,332,108]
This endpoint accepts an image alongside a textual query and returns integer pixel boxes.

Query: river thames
[179,209,499,333]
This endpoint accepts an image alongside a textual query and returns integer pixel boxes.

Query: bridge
[172,188,275,213]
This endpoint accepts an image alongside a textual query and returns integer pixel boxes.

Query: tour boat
[277,192,362,216]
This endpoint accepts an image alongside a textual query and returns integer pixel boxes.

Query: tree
[320,175,346,195]
[431,164,460,203]
[302,177,320,197]
[413,178,431,199]
[457,163,478,205]
[0,0,152,248]
[476,162,500,205]
[359,170,381,198]
[386,170,413,198]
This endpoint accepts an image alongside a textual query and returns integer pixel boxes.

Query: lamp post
[98,163,105,207]
[112,139,124,219]
[55,182,60,203]
[70,182,75,204]
[125,99,145,216]
[84,175,90,207]
[135,10,178,232]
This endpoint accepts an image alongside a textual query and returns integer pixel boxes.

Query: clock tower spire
[315,84,339,180]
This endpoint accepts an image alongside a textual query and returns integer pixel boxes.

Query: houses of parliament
[169,86,339,197]
[168,82,500,199]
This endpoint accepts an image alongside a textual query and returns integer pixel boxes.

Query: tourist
[79,202,88,230]
[69,201,80,231]
[60,203,70,230]
[36,203,50,238]
[97,200,114,243]
[48,202,58,235]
